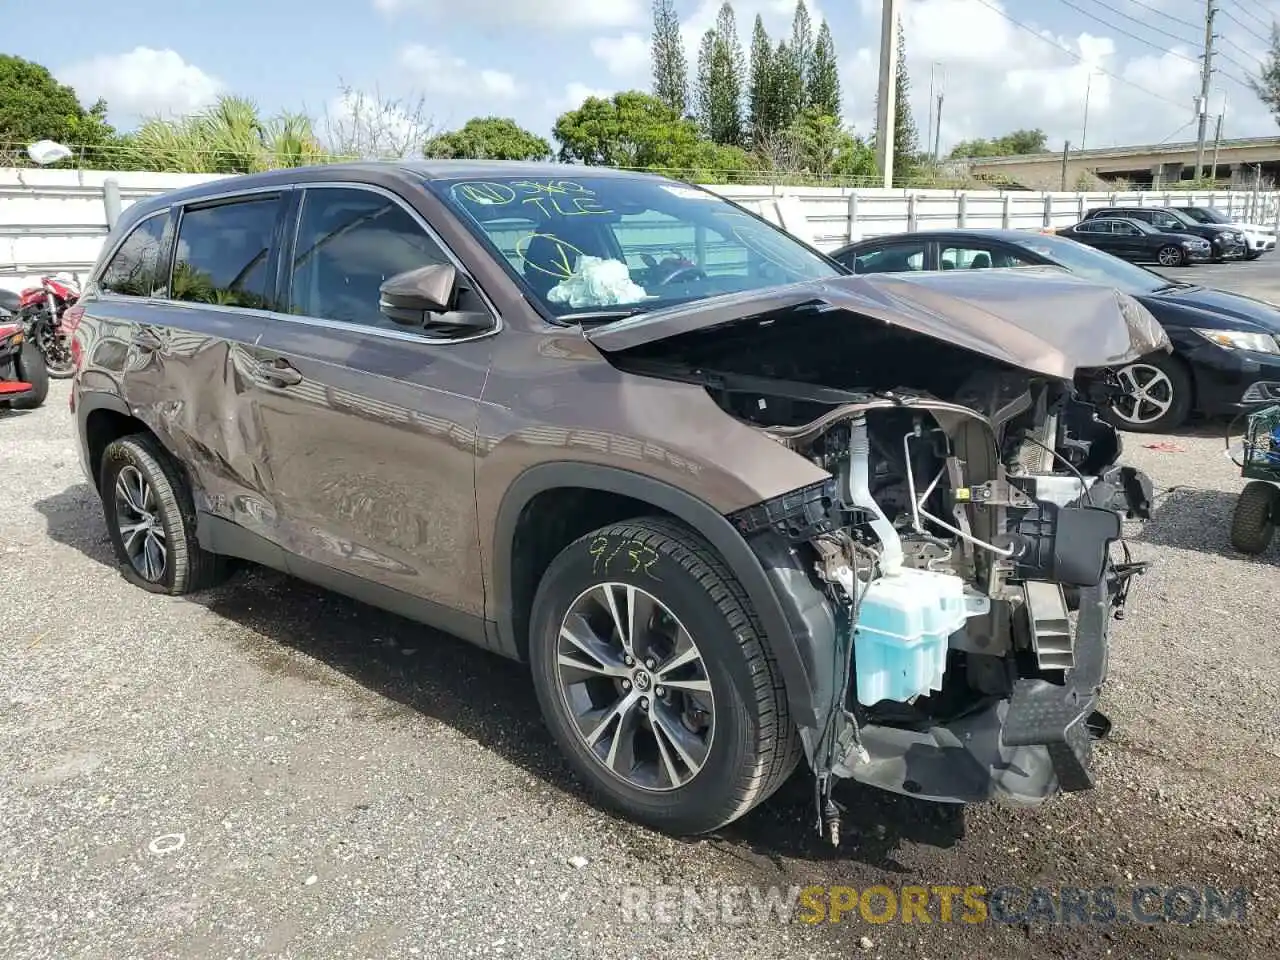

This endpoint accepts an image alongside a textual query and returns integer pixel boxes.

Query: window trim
[276,181,502,346]
[166,189,290,312]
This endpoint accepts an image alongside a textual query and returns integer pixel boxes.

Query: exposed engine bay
[607,301,1155,844]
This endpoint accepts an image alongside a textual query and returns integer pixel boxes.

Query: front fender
[491,462,838,736]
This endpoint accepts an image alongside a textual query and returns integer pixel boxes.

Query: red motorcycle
[15,274,78,379]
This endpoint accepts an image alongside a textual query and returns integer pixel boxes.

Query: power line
[1117,0,1203,33]
[1231,0,1274,33]
[968,0,1189,109]
[1220,8,1270,45]
[1064,0,1202,50]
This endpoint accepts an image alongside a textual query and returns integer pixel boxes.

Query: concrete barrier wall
[2,166,1277,294]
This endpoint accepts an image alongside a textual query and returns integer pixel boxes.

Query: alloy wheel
[1110,363,1175,427]
[1157,246,1183,267]
[555,582,715,792]
[113,464,167,581]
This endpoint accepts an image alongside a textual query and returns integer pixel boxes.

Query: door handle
[131,329,162,351]
[255,358,303,387]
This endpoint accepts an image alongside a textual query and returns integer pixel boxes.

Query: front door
[248,183,495,625]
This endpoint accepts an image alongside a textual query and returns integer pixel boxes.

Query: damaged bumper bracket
[1000,575,1110,793]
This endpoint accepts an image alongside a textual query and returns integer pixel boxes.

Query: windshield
[429,175,843,320]
[1164,208,1202,228]
[1177,204,1228,224]
[1010,233,1171,295]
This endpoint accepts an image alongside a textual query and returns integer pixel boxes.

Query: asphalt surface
[3,261,1280,959]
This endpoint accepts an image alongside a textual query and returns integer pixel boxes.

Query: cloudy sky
[11,0,1280,154]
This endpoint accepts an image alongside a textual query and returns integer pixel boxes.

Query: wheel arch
[493,462,829,730]
[79,394,182,492]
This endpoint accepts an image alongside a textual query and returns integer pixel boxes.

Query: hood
[1150,284,1280,334]
[585,269,1171,380]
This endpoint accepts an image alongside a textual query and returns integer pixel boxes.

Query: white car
[1176,205,1276,259]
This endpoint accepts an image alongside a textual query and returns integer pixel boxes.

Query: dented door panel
[248,317,493,618]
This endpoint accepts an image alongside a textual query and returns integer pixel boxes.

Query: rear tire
[9,341,48,410]
[528,517,802,835]
[1230,481,1278,555]
[100,433,229,595]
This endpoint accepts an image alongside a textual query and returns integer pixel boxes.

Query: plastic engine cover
[853,568,968,706]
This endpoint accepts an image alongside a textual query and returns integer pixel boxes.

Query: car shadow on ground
[33,482,966,867]
[1132,485,1278,563]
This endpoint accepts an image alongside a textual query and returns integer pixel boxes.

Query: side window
[1074,222,1099,234]
[289,187,450,329]
[99,214,166,297]
[1115,222,1140,236]
[854,242,926,274]
[172,196,282,309]
[945,244,1036,268]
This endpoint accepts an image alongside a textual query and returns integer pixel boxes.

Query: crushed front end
[726,371,1152,842]
[587,270,1164,845]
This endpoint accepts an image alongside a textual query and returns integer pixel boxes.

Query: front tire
[100,433,229,595]
[1156,245,1186,267]
[1230,481,1278,555]
[1103,353,1193,432]
[528,517,802,835]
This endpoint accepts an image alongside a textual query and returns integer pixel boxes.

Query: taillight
[63,305,85,370]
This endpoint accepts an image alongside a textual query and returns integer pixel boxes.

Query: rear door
[247,182,496,625]
[96,189,285,543]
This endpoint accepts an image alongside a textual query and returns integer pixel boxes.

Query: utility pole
[1081,72,1094,151]
[934,85,945,162]
[1194,0,1218,179]
[875,0,902,188]
[1210,93,1227,181]
[1061,140,1071,191]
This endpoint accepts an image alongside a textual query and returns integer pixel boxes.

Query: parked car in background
[830,228,1280,431]
[1176,204,1276,258]
[1053,216,1210,267]
[69,161,1158,842]
[1082,205,1248,261]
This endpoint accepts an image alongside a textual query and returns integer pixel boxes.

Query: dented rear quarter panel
[76,298,274,535]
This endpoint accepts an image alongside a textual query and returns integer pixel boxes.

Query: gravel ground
[2,266,1279,958]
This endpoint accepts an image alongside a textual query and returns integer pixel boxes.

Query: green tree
[747,14,781,142]
[806,20,840,119]
[552,89,756,181]
[949,128,1048,158]
[694,5,745,147]
[782,1,814,120]
[1252,23,1280,125]
[423,116,550,160]
[785,107,874,178]
[0,54,117,164]
[651,0,689,116]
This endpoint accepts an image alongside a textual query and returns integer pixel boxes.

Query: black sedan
[830,229,1280,431]
[1054,216,1211,267]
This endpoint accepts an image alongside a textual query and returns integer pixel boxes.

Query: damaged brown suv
[70,161,1162,841]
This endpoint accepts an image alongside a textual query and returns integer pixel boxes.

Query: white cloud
[591,33,651,78]
[399,45,521,99]
[842,0,1276,154]
[373,0,643,29]
[57,47,223,119]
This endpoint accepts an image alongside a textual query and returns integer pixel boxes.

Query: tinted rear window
[172,196,282,309]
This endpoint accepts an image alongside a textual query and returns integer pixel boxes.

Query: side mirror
[379,263,457,324]
[378,263,494,333]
